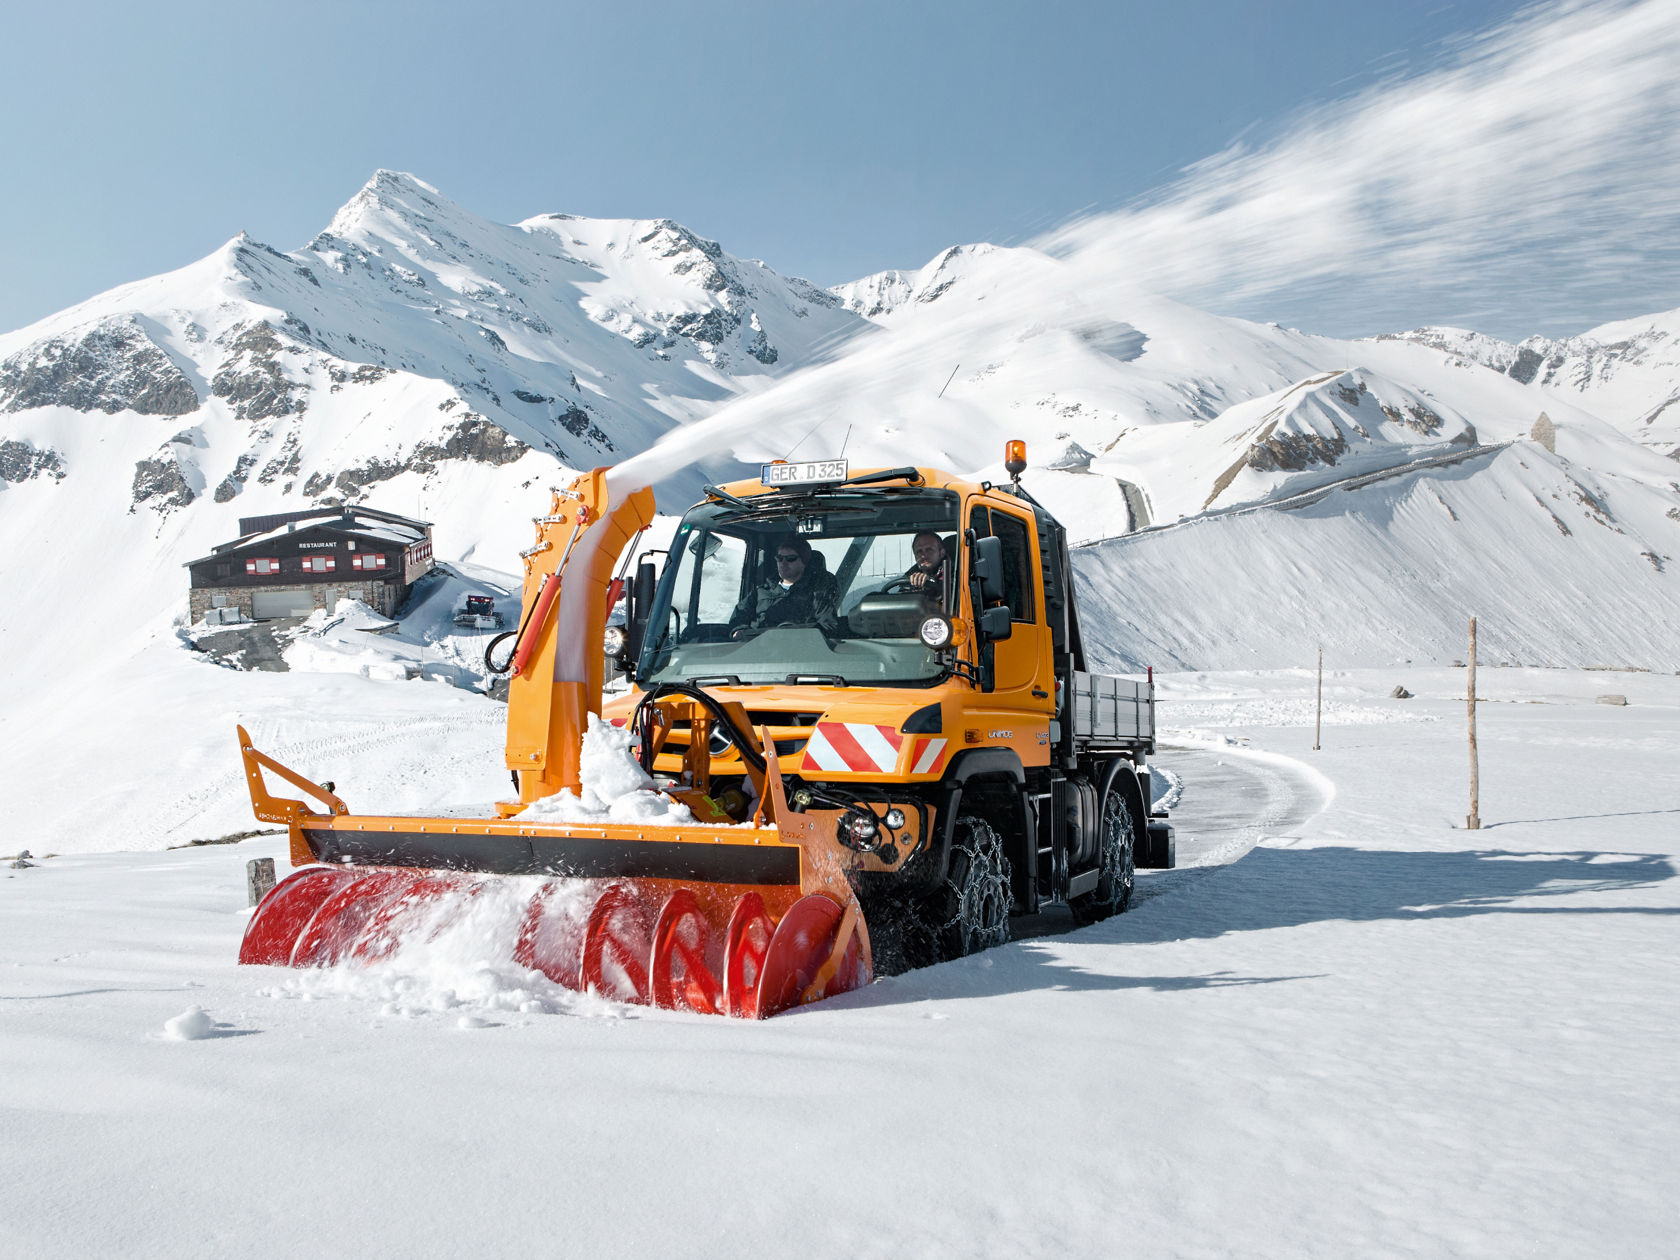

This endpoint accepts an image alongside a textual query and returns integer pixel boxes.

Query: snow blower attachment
[238,448,1169,1014]
[236,468,874,1017]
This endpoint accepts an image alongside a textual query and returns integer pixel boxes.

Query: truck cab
[602,454,1171,969]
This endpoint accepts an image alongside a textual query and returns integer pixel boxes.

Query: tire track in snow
[142,709,506,847]
[1128,741,1331,906]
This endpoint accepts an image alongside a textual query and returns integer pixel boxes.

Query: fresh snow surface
[4,666,1676,1256]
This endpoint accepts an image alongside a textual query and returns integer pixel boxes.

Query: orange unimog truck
[234,443,1171,1017]
[598,444,1172,970]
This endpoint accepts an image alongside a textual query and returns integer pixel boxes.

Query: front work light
[919,615,953,648]
[603,626,628,656]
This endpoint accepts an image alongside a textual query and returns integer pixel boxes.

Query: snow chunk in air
[163,1006,216,1040]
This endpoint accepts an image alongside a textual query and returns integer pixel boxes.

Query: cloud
[1040,0,1680,338]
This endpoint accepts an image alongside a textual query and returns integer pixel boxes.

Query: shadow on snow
[818,845,1676,1013]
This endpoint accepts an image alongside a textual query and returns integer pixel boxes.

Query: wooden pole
[1314,646,1322,751]
[247,857,276,907]
[1467,616,1480,830]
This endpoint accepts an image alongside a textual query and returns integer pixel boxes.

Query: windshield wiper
[786,673,848,686]
[684,674,743,687]
[701,484,754,509]
[840,466,923,488]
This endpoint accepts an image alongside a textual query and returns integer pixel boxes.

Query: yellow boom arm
[503,468,656,802]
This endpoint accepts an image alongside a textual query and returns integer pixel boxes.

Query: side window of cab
[967,505,1038,624]
[991,509,1036,623]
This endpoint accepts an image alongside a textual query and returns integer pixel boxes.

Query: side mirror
[971,535,1006,604]
[626,559,658,663]
[978,604,1012,641]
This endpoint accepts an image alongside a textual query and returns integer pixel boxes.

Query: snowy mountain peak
[0,168,877,579]
[1181,367,1480,513]
[324,169,451,238]
[832,242,1009,319]
[1380,307,1680,457]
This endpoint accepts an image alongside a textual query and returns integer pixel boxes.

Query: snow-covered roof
[183,510,429,568]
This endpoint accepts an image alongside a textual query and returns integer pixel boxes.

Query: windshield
[637,490,961,687]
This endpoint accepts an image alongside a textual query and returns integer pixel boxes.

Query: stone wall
[188,577,404,625]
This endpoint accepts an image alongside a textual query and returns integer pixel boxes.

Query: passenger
[730,535,839,635]
[902,530,949,605]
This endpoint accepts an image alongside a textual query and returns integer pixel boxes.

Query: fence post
[247,857,277,906]
[1314,646,1322,751]
[1467,617,1480,830]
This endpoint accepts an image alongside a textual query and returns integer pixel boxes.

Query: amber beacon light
[1004,440,1028,481]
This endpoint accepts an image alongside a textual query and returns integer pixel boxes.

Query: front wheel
[1070,781,1136,924]
[933,815,1012,959]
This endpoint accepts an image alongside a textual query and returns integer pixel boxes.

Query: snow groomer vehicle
[235,443,1172,1017]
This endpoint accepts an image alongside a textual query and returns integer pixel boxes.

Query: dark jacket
[730,569,840,631]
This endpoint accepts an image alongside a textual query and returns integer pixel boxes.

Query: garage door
[253,588,316,619]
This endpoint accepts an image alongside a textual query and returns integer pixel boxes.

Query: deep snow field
[4,665,1675,1258]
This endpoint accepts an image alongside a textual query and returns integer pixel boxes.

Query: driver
[729,535,839,635]
[902,530,949,605]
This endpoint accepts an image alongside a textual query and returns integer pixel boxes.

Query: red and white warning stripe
[909,737,948,776]
[801,723,904,774]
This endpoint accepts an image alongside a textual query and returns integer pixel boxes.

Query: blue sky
[1,0,1663,338]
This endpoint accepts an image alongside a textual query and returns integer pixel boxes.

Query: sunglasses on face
[777,553,801,562]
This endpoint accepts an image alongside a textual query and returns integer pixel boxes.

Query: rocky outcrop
[413,416,529,468]
[1378,399,1445,436]
[211,322,307,421]
[0,317,199,416]
[0,439,66,483]
[257,433,301,487]
[640,222,746,299]
[555,404,614,450]
[213,451,260,502]
[1245,423,1349,473]
[132,436,201,511]
[298,416,530,502]
[663,308,740,346]
[327,363,390,391]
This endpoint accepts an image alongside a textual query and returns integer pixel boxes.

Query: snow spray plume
[608,0,1680,501]
[1041,0,1680,339]
[606,255,1079,499]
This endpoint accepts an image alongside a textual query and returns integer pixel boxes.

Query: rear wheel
[1070,782,1135,924]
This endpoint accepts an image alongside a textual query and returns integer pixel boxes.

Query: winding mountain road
[1014,741,1327,938]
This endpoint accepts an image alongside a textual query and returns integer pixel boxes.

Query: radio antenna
[783,415,826,460]
[937,363,960,399]
[838,424,853,457]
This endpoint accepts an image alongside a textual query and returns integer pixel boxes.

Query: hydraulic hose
[630,682,768,776]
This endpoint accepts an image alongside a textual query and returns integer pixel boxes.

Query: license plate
[761,459,848,487]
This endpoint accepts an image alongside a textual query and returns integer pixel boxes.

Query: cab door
[967,501,1054,758]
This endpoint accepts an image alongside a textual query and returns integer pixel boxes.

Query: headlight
[918,615,953,648]
[841,811,878,842]
[884,807,906,830]
[603,626,628,656]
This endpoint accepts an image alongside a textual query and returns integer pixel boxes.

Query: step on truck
[234,442,1172,1016]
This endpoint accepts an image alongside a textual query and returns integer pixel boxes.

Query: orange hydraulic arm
[502,468,656,803]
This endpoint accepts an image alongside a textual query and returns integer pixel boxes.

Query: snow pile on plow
[518,717,698,825]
